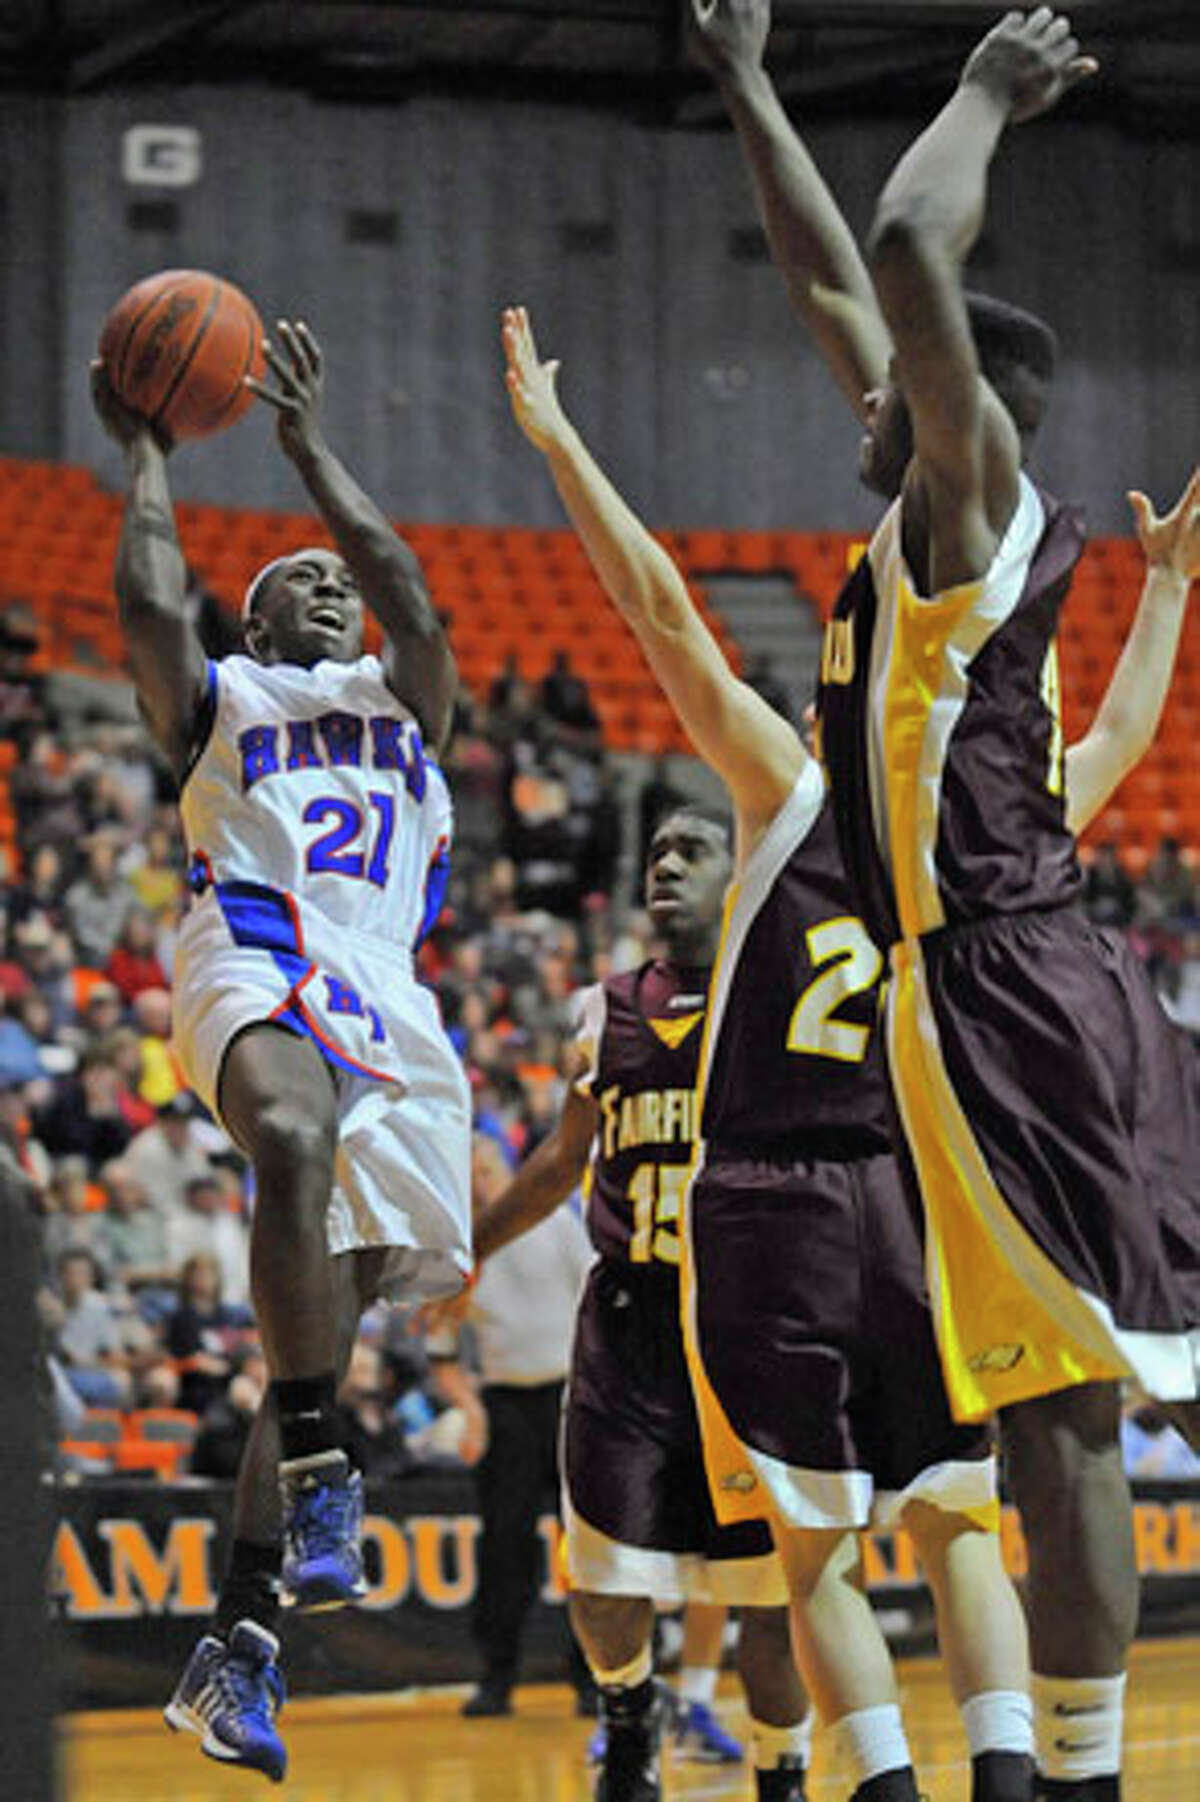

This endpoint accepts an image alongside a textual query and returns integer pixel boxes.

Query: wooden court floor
[64,1637,1200,1802]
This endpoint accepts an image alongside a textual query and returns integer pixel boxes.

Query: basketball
[98,269,266,442]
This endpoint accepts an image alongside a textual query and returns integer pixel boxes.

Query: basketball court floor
[64,1637,1200,1801]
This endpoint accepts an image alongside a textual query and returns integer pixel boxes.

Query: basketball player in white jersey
[91,320,471,1783]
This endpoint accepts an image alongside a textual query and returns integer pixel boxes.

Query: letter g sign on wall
[122,125,202,187]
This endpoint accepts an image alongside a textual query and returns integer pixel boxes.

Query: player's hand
[410,1284,474,1338]
[246,319,326,461]
[89,359,172,455]
[502,307,570,454]
[687,0,771,80]
[961,8,1098,125]
[1128,469,1200,585]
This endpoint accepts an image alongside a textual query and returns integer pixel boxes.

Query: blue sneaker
[280,1450,367,1611]
[164,1620,287,1783]
[673,1699,744,1763]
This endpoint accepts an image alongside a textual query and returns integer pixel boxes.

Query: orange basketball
[98,269,266,442]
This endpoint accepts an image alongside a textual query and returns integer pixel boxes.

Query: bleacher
[2,455,1196,869]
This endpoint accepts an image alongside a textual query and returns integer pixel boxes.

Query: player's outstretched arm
[90,362,207,778]
[689,0,889,421]
[1065,470,1200,835]
[502,306,805,856]
[247,320,457,753]
[866,10,1097,588]
[472,1084,598,1267]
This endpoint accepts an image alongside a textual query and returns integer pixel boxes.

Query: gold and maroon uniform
[682,767,994,1532]
[819,474,1200,1421]
[564,962,785,1603]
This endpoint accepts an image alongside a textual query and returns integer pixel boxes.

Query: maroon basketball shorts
[683,1149,995,1531]
[563,1259,786,1605]
[887,904,1200,1421]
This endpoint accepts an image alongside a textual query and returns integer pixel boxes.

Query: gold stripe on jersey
[678,876,768,1524]
[880,568,982,937]
[887,939,1125,1421]
[868,479,1047,938]
[1041,641,1065,799]
[646,1011,704,1051]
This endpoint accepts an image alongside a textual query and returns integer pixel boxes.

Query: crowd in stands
[1,614,1197,1488]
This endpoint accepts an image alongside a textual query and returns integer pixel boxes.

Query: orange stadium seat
[2,458,1197,777]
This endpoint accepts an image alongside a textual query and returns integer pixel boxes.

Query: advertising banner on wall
[50,1475,1200,1711]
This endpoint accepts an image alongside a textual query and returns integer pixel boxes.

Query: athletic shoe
[280,1449,366,1611]
[164,1620,287,1784]
[593,1679,671,1802]
[756,1754,809,1799]
[461,1680,513,1717]
[673,1698,744,1763]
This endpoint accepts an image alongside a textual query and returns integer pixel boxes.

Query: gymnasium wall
[52,1476,1200,1709]
[3,86,1199,533]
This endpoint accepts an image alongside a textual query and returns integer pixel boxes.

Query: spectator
[190,1349,268,1481]
[744,650,793,723]
[10,913,75,1031]
[63,832,135,970]
[164,1252,252,1416]
[126,821,185,920]
[1082,841,1137,930]
[40,1154,109,1274]
[636,755,686,875]
[334,1340,416,1481]
[539,649,601,747]
[6,842,68,939]
[76,979,124,1049]
[125,1093,213,1220]
[0,992,44,1091]
[105,907,168,1004]
[95,1158,173,1295]
[33,1046,132,1172]
[129,988,184,1107]
[100,1026,157,1133]
[1137,834,1197,936]
[1121,1396,1200,1479]
[43,1247,133,1407]
[163,1173,250,1309]
[0,1072,51,1202]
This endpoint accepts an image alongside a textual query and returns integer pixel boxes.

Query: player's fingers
[274,319,310,378]
[262,338,304,391]
[1126,490,1154,541]
[243,374,289,410]
[1065,55,1099,83]
[293,321,323,375]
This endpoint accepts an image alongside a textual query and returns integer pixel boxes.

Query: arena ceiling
[4,1,1200,128]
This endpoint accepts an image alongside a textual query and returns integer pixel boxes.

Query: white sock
[591,1645,653,1691]
[961,1689,1033,1757]
[752,1713,814,1771]
[678,1665,718,1706]
[1032,1673,1126,1780]
[831,1704,911,1785]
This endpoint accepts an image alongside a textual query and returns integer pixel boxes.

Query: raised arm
[502,307,805,860]
[248,321,457,753]
[1066,471,1200,835]
[91,365,207,778]
[689,0,889,420]
[866,10,1096,587]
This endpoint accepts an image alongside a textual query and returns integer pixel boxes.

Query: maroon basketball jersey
[700,765,892,1159]
[574,961,709,1268]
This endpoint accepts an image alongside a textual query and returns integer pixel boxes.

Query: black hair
[965,291,1058,443]
[648,801,735,856]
